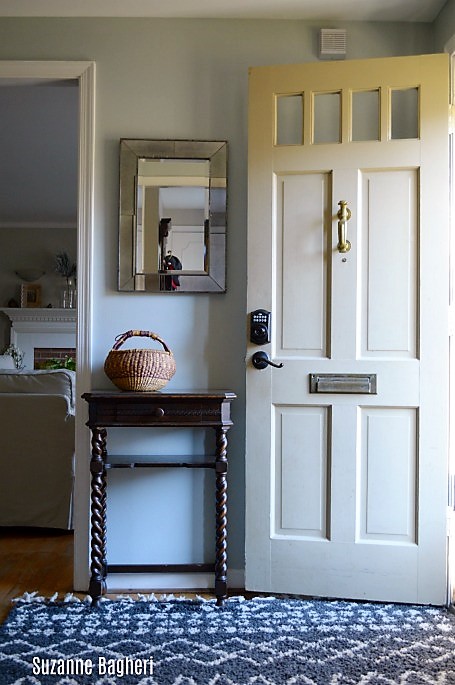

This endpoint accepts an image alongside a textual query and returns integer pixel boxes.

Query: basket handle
[112,330,172,353]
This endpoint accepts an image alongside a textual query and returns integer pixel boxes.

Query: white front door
[246,54,449,604]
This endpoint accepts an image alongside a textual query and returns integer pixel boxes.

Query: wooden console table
[82,390,236,606]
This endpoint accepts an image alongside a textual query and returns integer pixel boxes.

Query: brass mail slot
[310,373,377,394]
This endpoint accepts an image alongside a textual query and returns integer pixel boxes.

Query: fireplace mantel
[0,308,76,370]
[0,308,76,327]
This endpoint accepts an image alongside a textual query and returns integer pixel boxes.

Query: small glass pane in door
[352,90,380,141]
[313,92,341,144]
[276,95,303,145]
[391,88,419,139]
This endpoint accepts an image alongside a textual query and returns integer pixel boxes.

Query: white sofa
[0,369,75,529]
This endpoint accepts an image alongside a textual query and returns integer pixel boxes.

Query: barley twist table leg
[89,427,107,606]
[215,426,229,606]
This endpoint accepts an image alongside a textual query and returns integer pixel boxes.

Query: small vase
[61,278,77,309]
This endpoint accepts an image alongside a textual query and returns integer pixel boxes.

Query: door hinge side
[449,304,455,336]
[449,104,455,135]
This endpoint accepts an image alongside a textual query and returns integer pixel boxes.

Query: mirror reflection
[119,140,227,293]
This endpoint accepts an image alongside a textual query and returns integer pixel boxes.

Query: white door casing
[246,54,449,604]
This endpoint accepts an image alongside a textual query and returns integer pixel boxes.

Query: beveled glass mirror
[119,139,227,293]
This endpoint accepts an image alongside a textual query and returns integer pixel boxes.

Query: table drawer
[87,399,231,427]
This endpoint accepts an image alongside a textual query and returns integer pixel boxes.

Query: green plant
[55,251,77,280]
[45,356,76,371]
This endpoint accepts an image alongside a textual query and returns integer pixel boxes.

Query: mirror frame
[118,139,227,293]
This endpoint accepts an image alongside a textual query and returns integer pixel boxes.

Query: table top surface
[82,389,236,401]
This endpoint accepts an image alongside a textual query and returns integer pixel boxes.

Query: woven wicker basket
[104,329,176,391]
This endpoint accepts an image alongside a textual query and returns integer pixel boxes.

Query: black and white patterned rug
[1,595,455,684]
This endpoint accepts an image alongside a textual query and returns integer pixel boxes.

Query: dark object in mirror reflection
[162,253,182,291]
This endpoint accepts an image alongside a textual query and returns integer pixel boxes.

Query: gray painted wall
[0,226,77,309]
[0,83,78,227]
[434,0,455,48]
[0,16,448,578]
[0,83,78,349]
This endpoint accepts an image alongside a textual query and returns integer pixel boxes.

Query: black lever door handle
[252,351,284,370]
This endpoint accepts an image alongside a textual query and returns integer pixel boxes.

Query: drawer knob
[154,407,165,418]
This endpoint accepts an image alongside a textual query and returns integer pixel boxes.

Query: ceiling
[0,0,448,23]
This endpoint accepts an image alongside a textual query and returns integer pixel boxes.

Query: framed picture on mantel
[21,283,42,308]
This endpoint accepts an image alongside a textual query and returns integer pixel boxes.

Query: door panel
[246,54,449,604]
[274,405,330,538]
[360,169,418,357]
[278,172,330,356]
[359,407,417,542]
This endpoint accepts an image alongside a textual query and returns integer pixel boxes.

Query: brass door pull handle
[337,200,352,253]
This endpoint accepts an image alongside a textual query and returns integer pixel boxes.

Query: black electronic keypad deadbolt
[250,309,271,345]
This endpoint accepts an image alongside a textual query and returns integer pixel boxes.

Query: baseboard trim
[106,568,245,592]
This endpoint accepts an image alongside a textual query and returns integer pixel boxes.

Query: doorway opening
[0,60,95,595]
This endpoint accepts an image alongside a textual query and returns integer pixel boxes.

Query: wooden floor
[0,527,75,623]
[0,528,234,624]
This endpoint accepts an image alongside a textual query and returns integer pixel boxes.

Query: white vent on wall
[319,28,347,60]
